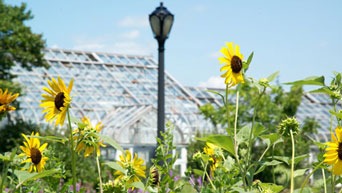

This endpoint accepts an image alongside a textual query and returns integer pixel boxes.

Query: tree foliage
[0,0,48,80]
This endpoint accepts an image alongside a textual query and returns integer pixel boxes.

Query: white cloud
[72,36,155,55]
[121,30,140,39]
[198,76,225,89]
[50,44,59,49]
[209,51,222,59]
[118,16,149,28]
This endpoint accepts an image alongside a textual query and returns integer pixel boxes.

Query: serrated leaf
[129,181,144,190]
[105,161,126,174]
[96,133,124,152]
[207,135,235,156]
[284,76,325,86]
[267,71,280,82]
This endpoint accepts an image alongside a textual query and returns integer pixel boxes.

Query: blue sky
[6,0,342,90]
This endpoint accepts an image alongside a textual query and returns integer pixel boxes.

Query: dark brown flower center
[152,169,159,185]
[338,143,342,160]
[30,148,42,165]
[54,92,65,111]
[231,55,242,73]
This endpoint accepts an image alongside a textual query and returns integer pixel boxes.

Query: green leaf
[253,123,266,139]
[0,155,10,161]
[309,87,334,95]
[267,71,280,82]
[293,188,311,193]
[28,135,65,143]
[129,181,144,190]
[284,76,325,86]
[255,160,283,175]
[206,90,225,104]
[330,110,342,119]
[15,169,59,186]
[236,125,251,145]
[272,156,290,166]
[207,135,235,156]
[181,183,197,193]
[193,169,204,176]
[260,134,282,145]
[96,133,124,152]
[292,155,309,165]
[246,52,254,66]
[307,136,326,149]
[293,168,308,178]
[259,183,284,193]
[105,161,126,174]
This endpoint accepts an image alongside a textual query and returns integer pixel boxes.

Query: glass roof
[11,48,337,145]
[12,48,219,145]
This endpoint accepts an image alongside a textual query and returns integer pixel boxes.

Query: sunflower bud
[103,180,125,193]
[149,166,159,186]
[193,151,202,160]
[278,117,300,137]
[258,78,270,88]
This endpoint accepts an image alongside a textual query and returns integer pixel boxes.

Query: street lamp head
[149,2,174,44]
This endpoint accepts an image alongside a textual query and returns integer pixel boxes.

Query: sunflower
[218,42,245,87]
[40,76,73,127]
[324,126,342,175]
[19,132,48,173]
[114,150,146,184]
[203,142,222,172]
[73,116,106,157]
[0,88,19,113]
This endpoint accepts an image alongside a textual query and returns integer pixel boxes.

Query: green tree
[0,0,48,80]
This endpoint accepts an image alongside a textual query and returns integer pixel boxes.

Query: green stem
[299,161,323,193]
[232,90,247,190]
[290,130,295,193]
[332,175,336,193]
[96,156,103,193]
[246,87,266,163]
[233,90,239,159]
[205,169,216,190]
[322,168,327,193]
[0,161,8,193]
[225,84,229,133]
[67,109,77,193]
[272,145,276,184]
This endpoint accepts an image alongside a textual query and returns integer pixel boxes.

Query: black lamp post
[149,3,174,141]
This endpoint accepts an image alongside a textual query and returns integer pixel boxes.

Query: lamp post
[149,3,174,142]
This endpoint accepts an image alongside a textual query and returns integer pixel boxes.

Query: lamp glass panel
[162,15,173,37]
[150,15,161,36]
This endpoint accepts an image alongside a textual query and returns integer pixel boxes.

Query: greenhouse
[9,48,336,176]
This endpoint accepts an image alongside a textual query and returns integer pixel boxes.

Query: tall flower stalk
[67,110,77,193]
